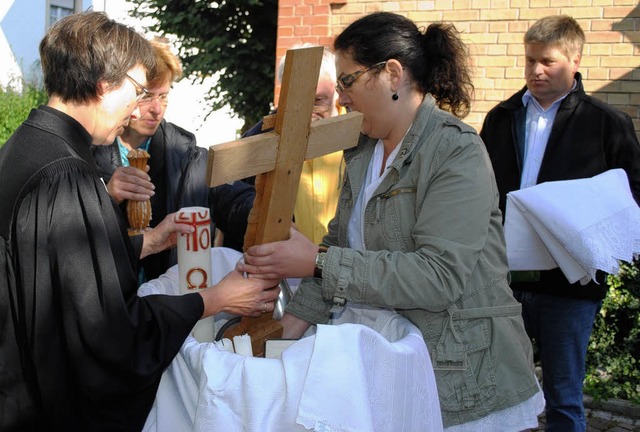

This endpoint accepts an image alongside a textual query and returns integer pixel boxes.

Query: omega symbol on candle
[186,268,207,289]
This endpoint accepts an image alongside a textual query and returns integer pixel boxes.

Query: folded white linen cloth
[504,169,640,285]
[139,248,443,432]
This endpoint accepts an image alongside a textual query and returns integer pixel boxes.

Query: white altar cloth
[504,169,640,285]
[139,248,443,432]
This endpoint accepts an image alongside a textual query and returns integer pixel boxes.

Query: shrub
[585,258,640,403]
[0,85,48,147]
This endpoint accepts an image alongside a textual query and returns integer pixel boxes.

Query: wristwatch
[314,247,327,278]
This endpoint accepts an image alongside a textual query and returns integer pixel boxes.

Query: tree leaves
[0,85,47,147]
[129,0,277,132]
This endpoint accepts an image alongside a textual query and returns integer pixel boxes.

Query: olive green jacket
[286,95,539,427]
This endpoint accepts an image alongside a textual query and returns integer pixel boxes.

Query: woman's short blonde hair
[148,38,183,87]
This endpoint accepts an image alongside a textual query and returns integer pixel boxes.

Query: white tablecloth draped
[504,169,640,285]
[139,248,443,432]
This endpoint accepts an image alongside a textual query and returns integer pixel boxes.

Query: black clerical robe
[0,106,203,431]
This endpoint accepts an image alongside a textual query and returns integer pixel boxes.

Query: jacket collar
[345,94,437,168]
[499,72,585,112]
[342,95,439,197]
[29,105,99,172]
[147,119,167,180]
[390,94,438,172]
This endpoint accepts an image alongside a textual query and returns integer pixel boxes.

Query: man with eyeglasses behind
[93,39,255,282]
[242,44,344,245]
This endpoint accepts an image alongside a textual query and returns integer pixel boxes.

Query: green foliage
[0,85,48,147]
[129,0,278,131]
[585,258,640,403]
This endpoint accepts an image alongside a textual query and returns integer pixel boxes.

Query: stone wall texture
[275,0,640,139]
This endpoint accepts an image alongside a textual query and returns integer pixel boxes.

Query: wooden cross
[206,46,362,357]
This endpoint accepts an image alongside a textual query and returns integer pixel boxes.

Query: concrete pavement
[532,396,640,431]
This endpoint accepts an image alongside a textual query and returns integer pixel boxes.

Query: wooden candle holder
[126,148,152,235]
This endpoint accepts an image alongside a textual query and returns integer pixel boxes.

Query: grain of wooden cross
[206,46,362,357]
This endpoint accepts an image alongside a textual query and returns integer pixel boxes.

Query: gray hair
[277,43,336,84]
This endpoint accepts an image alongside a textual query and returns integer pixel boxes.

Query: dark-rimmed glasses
[125,74,151,102]
[336,61,387,93]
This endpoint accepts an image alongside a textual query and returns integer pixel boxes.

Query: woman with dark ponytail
[240,11,544,430]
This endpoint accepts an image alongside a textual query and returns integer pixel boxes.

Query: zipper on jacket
[373,187,417,223]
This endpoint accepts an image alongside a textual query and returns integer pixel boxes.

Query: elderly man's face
[312,78,338,121]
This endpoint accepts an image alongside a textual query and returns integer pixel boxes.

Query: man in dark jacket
[93,40,254,281]
[480,15,640,432]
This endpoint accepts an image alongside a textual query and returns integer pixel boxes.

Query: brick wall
[276,0,640,140]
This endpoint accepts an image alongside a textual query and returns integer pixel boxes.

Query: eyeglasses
[312,104,331,115]
[138,92,170,106]
[335,61,387,93]
[125,74,151,102]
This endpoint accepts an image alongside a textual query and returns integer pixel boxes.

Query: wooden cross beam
[205,46,362,357]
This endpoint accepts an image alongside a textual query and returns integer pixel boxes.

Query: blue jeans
[513,290,601,432]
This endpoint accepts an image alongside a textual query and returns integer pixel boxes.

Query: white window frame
[46,0,82,29]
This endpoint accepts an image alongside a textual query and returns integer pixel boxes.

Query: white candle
[214,338,235,353]
[176,206,215,343]
[233,334,254,357]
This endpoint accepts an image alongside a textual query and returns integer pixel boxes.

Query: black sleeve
[209,180,256,251]
[605,111,640,205]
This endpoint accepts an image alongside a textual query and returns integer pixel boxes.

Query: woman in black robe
[0,11,279,432]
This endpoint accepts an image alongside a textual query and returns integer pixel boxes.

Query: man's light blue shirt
[116,136,151,167]
[520,81,576,189]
